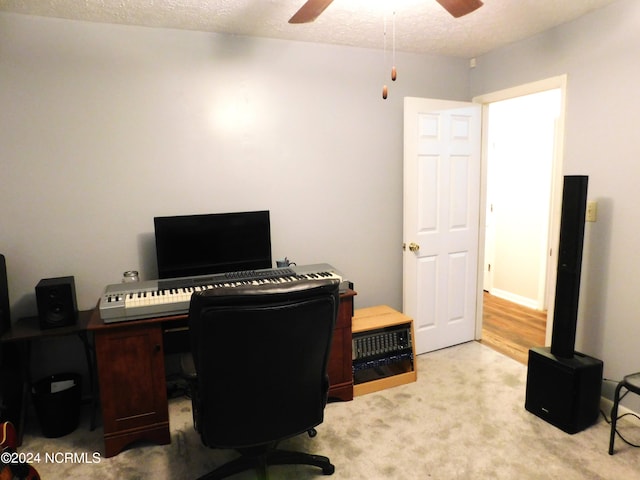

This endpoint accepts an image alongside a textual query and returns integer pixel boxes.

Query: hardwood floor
[480,291,547,365]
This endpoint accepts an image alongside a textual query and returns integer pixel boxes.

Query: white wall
[4,1,638,409]
[0,12,470,331]
[485,90,559,309]
[472,0,640,405]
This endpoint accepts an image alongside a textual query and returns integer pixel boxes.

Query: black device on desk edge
[0,254,10,335]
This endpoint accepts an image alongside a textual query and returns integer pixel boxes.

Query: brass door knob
[409,242,420,252]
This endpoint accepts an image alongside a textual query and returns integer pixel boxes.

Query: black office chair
[187,278,339,480]
[608,372,640,454]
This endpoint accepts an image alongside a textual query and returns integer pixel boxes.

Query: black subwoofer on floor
[36,276,78,329]
[525,347,603,434]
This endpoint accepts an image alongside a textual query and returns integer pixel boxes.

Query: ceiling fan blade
[289,0,335,24]
[435,0,484,18]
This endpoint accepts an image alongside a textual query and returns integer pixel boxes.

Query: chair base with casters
[197,436,335,480]
[184,352,335,480]
[608,372,640,455]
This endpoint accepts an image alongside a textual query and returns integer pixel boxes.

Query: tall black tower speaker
[0,254,9,335]
[550,175,588,358]
[36,276,78,329]
[525,175,602,434]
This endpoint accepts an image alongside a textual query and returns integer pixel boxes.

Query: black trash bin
[32,372,82,438]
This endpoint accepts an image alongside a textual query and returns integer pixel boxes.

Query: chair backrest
[188,278,340,449]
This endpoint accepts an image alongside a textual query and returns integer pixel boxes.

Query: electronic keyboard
[98,263,347,323]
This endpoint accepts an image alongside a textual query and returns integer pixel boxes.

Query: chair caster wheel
[308,428,317,438]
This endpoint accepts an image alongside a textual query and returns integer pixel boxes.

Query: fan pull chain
[382,11,397,99]
[391,11,397,82]
[382,13,388,99]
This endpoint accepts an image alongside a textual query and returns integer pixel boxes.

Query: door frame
[472,74,568,346]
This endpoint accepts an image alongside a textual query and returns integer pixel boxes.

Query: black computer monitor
[154,210,272,279]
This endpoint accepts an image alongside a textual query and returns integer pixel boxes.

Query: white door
[403,97,482,354]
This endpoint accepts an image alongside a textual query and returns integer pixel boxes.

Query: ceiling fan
[289,0,484,24]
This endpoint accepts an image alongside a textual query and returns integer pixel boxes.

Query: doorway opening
[474,76,567,361]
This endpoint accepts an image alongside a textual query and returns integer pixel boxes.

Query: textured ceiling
[0,0,620,57]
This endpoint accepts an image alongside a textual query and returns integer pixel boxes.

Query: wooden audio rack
[352,305,417,396]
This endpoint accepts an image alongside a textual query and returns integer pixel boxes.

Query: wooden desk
[1,311,93,343]
[0,310,95,445]
[328,289,356,402]
[87,289,356,457]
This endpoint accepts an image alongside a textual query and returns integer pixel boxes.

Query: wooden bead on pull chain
[391,66,397,81]
[382,84,388,99]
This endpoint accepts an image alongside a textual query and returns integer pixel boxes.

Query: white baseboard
[600,396,640,425]
[490,288,541,310]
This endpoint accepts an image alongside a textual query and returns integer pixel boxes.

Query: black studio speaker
[36,276,78,329]
[550,175,588,358]
[525,347,602,434]
[0,255,9,335]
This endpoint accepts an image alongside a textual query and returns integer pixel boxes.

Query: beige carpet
[19,341,640,479]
